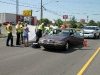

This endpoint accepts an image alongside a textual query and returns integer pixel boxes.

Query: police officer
[36,23,44,43]
[6,22,14,46]
[15,21,22,45]
[20,22,24,44]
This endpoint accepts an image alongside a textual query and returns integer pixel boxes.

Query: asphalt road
[1,26,100,75]
[0,37,100,75]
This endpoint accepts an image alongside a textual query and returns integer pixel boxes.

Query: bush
[0,34,7,38]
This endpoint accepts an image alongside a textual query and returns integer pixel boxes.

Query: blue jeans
[23,36,28,41]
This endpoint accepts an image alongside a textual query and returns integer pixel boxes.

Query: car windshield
[58,31,70,36]
[50,29,70,36]
[83,27,96,30]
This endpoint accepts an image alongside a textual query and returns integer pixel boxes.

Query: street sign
[63,15,68,19]
[80,19,85,22]
[22,10,32,16]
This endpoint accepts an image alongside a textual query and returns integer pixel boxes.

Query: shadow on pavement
[42,45,93,54]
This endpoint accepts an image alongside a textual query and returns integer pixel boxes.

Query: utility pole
[16,0,19,23]
[87,16,88,24]
[40,0,43,23]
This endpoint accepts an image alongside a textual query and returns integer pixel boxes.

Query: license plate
[46,43,49,44]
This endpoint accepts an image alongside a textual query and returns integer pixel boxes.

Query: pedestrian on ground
[6,21,14,46]
[23,23,30,47]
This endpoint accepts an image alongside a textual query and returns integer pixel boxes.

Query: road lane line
[77,47,100,75]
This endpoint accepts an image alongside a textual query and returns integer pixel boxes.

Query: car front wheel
[63,42,69,51]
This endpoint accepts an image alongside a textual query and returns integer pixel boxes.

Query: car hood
[82,29,95,33]
[42,35,67,41]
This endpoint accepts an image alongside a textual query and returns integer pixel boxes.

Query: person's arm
[9,26,12,30]
[6,26,7,30]
[35,26,37,33]
[27,27,30,32]
[15,25,18,30]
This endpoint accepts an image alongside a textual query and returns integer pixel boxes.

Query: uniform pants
[36,30,42,43]
[6,33,13,46]
[21,32,23,44]
[16,32,21,45]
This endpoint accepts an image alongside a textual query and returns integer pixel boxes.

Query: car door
[69,29,78,45]
[75,31,84,45]
[96,27,100,36]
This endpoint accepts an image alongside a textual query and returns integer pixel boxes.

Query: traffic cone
[83,39,87,47]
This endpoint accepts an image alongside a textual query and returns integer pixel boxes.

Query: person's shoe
[11,45,14,47]
[6,45,10,46]
[16,44,21,45]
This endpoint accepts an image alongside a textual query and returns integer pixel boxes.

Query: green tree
[88,20,97,26]
[69,16,77,28]
[55,19,63,27]
[77,22,84,28]
[40,18,49,26]
[97,21,100,27]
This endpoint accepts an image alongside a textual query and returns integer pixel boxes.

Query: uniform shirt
[9,26,12,30]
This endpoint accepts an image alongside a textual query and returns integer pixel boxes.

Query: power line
[0,0,62,17]
[8,0,37,6]
[0,1,40,10]
[61,0,100,4]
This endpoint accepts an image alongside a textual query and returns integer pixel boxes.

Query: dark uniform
[6,24,13,46]
[36,23,44,43]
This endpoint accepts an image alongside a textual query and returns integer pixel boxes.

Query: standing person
[15,21,22,45]
[35,22,40,34]
[36,23,44,43]
[23,23,30,47]
[6,22,14,46]
[20,22,24,44]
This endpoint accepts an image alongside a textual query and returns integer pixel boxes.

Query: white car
[80,26,100,39]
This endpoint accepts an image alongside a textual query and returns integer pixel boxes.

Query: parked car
[2,22,16,25]
[39,28,84,50]
[80,26,100,39]
[2,22,9,25]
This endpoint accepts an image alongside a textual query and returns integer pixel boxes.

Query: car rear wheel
[63,42,69,51]
[94,34,97,39]
[97,34,100,39]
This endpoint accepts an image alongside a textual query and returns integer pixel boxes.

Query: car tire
[97,34,100,39]
[63,42,69,51]
[94,34,97,39]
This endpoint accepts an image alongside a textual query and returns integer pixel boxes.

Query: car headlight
[54,40,64,44]
[90,32,94,34]
[80,30,83,33]
[39,38,44,43]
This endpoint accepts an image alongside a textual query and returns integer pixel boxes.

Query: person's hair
[24,23,27,26]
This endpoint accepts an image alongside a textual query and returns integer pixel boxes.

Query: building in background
[0,12,37,25]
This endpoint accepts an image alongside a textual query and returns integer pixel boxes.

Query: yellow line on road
[77,47,100,75]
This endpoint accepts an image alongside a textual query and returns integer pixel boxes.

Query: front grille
[44,39,54,43]
[84,33,89,34]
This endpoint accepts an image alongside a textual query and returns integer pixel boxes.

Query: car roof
[85,26,98,27]
[55,28,74,30]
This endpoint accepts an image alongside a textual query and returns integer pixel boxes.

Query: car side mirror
[70,33,74,37]
[96,29,99,30]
